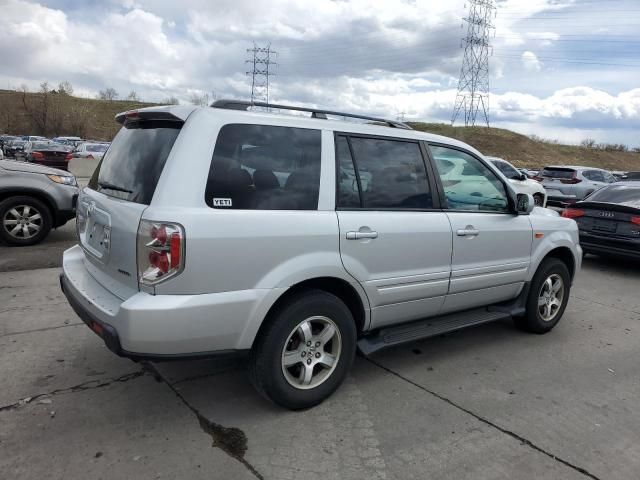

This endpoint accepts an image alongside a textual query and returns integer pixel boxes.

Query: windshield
[31,142,52,149]
[88,120,181,204]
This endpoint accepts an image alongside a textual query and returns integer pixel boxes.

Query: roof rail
[211,99,412,130]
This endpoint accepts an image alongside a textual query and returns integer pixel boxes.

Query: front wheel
[515,258,571,334]
[0,196,52,246]
[248,290,356,410]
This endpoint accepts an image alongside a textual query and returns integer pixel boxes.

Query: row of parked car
[0,134,109,170]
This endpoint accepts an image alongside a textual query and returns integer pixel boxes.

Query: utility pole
[451,0,496,127]
[396,111,406,122]
[246,42,277,105]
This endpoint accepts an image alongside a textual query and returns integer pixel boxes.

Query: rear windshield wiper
[98,181,132,193]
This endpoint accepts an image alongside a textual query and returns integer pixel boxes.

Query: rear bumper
[60,245,276,358]
[580,233,640,259]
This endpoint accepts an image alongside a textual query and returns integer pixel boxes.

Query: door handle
[346,231,378,240]
[456,228,480,236]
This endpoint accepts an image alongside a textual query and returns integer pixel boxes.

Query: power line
[246,42,277,104]
[452,0,496,127]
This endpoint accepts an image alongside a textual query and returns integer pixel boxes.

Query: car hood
[0,159,71,176]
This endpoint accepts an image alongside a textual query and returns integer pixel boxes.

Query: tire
[515,258,571,334]
[248,290,357,410]
[0,196,52,246]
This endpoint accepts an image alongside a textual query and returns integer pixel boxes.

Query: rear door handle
[456,228,480,236]
[346,231,378,240]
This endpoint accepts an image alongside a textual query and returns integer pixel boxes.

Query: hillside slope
[1,89,639,171]
[409,122,640,171]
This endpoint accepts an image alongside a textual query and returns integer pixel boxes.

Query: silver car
[0,160,78,245]
[60,101,582,409]
[539,166,616,207]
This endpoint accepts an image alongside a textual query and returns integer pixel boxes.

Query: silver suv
[60,101,582,409]
[539,166,616,207]
[0,160,78,245]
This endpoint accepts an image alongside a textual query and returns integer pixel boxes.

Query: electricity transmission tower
[451,0,496,127]
[246,42,277,104]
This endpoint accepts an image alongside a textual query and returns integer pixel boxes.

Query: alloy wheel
[538,273,564,322]
[2,205,43,240]
[281,316,342,390]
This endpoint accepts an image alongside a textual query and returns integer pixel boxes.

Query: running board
[357,308,512,356]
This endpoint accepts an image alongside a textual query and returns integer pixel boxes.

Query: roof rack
[211,99,412,130]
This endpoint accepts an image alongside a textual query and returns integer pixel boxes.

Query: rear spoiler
[115,110,185,125]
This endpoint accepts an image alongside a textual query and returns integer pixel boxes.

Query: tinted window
[87,144,108,152]
[626,171,640,181]
[88,120,181,205]
[205,124,321,210]
[336,136,361,208]
[584,184,640,207]
[431,146,509,212]
[542,168,575,179]
[585,170,604,182]
[345,137,432,209]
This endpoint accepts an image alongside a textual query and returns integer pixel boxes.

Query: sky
[1,0,639,146]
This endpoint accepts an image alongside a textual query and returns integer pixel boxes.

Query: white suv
[60,101,581,409]
[487,157,547,207]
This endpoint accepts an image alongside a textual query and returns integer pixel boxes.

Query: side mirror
[517,193,535,214]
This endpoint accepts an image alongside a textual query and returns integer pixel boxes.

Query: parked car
[537,166,616,207]
[0,135,19,151]
[60,101,581,410]
[487,157,547,207]
[19,141,73,170]
[0,159,78,246]
[4,139,27,158]
[21,135,48,142]
[611,171,628,181]
[624,171,640,181]
[73,142,109,161]
[563,182,640,259]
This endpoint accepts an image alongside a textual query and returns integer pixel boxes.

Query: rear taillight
[562,208,585,219]
[631,216,640,226]
[87,154,94,159]
[65,153,73,160]
[560,173,581,184]
[137,220,185,286]
[533,176,543,182]
[32,151,44,159]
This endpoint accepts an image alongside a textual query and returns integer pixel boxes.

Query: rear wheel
[0,196,52,246]
[248,290,356,410]
[515,258,571,333]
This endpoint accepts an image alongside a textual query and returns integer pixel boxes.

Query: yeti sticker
[213,198,233,207]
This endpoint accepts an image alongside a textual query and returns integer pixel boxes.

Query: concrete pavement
[0,248,639,479]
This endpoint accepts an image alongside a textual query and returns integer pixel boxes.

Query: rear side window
[205,124,321,210]
[88,120,181,205]
[542,168,575,179]
[337,136,432,209]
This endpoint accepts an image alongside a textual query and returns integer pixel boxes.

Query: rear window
[585,185,640,207]
[625,171,640,180]
[88,120,181,204]
[205,124,321,210]
[541,168,575,179]
[87,144,108,152]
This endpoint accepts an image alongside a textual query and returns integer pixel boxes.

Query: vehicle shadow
[582,253,640,277]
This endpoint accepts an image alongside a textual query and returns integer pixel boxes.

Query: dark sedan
[562,182,640,259]
[4,139,27,158]
[20,141,72,170]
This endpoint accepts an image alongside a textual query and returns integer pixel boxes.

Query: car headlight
[47,174,77,186]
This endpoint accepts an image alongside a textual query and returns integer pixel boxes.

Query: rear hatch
[77,111,184,299]
[539,167,578,195]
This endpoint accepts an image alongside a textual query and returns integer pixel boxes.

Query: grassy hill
[1,89,639,171]
[409,122,640,171]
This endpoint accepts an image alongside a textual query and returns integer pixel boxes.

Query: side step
[357,308,512,356]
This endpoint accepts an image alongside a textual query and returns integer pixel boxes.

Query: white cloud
[521,51,542,72]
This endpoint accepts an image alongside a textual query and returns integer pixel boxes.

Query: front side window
[205,124,321,210]
[338,136,432,209]
[492,159,520,179]
[430,145,509,212]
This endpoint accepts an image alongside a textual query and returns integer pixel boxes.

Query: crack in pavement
[367,357,602,480]
[145,363,264,480]
[0,322,84,339]
[0,370,146,412]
